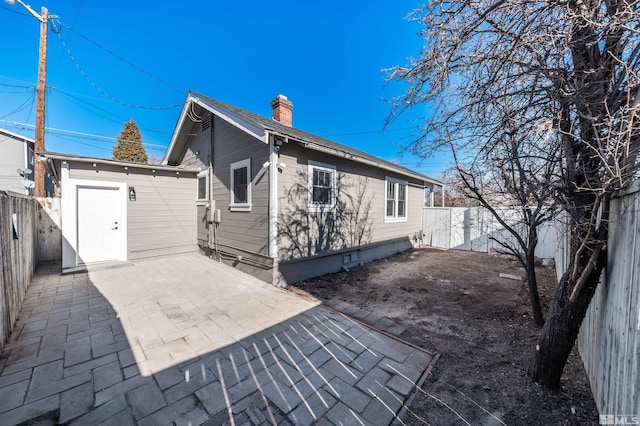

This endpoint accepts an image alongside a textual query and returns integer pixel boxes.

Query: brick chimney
[271,94,294,127]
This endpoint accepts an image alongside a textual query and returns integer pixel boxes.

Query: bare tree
[278,171,374,260]
[433,169,481,207]
[387,0,640,389]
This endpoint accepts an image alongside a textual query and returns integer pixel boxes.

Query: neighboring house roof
[164,91,441,187]
[39,151,200,185]
[0,128,34,145]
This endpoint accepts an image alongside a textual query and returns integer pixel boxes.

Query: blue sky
[1,0,450,178]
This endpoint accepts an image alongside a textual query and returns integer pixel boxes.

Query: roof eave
[296,141,442,187]
[40,152,201,174]
[163,92,269,166]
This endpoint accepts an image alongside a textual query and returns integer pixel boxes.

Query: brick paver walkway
[0,253,435,425]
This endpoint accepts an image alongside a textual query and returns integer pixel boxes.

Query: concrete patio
[0,252,436,425]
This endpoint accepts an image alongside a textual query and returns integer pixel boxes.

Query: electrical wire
[0,4,29,17]
[187,102,202,122]
[50,86,179,135]
[54,87,127,122]
[51,0,84,75]
[0,83,33,90]
[52,26,183,111]
[0,93,36,120]
[56,23,183,95]
[321,126,418,137]
[0,120,168,152]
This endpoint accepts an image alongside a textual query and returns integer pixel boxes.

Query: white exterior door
[77,186,126,264]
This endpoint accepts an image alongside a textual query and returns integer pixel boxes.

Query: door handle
[112,221,118,230]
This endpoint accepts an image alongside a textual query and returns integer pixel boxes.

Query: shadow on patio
[0,253,435,425]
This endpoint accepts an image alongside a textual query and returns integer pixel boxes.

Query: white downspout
[268,134,278,259]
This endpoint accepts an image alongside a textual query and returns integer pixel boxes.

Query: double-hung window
[308,161,336,212]
[230,158,251,211]
[385,177,408,222]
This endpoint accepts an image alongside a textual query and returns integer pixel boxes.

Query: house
[163,91,442,285]
[0,128,55,196]
[40,152,199,271]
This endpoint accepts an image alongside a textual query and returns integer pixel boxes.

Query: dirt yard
[289,248,599,425]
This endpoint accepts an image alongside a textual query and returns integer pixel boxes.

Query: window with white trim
[308,161,336,212]
[230,158,251,211]
[385,177,408,222]
[197,170,208,202]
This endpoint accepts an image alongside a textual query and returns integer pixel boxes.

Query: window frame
[308,160,336,212]
[384,177,408,223]
[196,170,209,204]
[230,158,251,212]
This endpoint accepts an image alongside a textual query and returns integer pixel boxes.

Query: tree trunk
[528,248,607,389]
[526,225,544,327]
[525,254,544,327]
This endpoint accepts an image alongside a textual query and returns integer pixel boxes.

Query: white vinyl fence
[422,207,561,259]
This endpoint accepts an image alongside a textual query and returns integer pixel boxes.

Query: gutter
[40,152,200,174]
[293,140,442,187]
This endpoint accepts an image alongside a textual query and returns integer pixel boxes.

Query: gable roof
[164,91,441,186]
[0,128,34,145]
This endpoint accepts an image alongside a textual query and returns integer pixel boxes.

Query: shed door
[77,186,126,264]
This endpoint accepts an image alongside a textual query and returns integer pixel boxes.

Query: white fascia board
[164,95,268,165]
[162,96,193,165]
[0,128,34,143]
[192,97,267,144]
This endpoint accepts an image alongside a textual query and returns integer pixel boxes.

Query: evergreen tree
[112,119,148,163]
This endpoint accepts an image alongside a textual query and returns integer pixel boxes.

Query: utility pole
[34,6,48,197]
[6,1,50,197]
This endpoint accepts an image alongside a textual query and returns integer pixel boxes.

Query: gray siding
[210,116,270,256]
[277,142,423,260]
[0,133,29,195]
[68,162,197,260]
[181,128,211,169]
[196,204,208,247]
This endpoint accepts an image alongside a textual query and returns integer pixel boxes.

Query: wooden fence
[36,197,62,261]
[0,191,37,350]
[578,181,640,416]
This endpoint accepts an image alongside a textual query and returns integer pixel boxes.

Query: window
[27,147,34,168]
[197,171,208,202]
[385,177,408,222]
[230,158,251,211]
[308,161,336,211]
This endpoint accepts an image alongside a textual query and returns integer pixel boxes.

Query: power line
[51,0,84,75]
[51,24,183,111]
[0,120,168,151]
[0,4,29,17]
[320,126,419,137]
[0,93,36,120]
[50,86,177,135]
[57,23,183,94]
